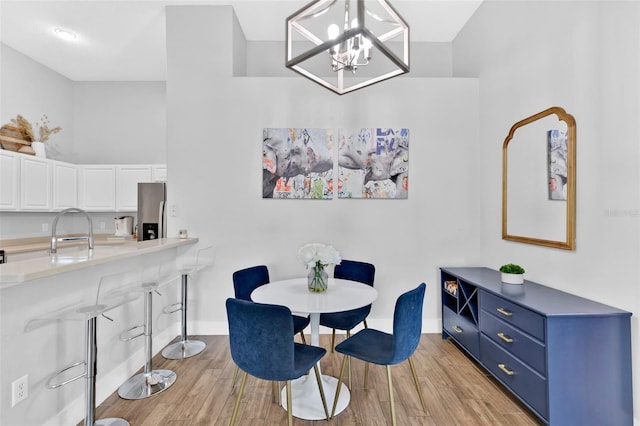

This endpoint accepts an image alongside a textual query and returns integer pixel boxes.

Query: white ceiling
[0,0,482,81]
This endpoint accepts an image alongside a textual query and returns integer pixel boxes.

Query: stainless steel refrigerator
[137,182,166,241]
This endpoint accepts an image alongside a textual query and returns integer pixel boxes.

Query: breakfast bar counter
[0,238,197,286]
[0,237,200,426]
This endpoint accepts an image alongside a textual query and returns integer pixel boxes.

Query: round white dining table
[251,277,378,420]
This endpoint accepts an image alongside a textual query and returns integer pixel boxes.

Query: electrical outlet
[99,221,106,230]
[11,374,28,407]
[169,205,178,217]
[41,223,48,232]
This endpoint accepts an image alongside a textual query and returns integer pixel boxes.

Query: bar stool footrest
[120,324,144,342]
[162,302,182,315]
[46,361,86,389]
[162,339,206,359]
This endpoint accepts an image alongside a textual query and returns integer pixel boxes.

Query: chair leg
[363,319,368,328]
[229,371,248,426]
[312,364,330,420]
[231,365,239,390]
[364,362,370,388]
[346,329,352,389]
[331,355,349,418]
[271,381,281,405]
[286,380,293,426]
[330,329,336,352]
[408,357,427,413]
[299,331,307,344]
[386,365,397,426]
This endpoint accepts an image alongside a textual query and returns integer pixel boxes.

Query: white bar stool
[26,270,140,426]
[118,267,177,400]
[162,245,214,360]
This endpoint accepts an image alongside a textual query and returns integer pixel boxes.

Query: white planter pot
[501,272,524,284]
[31,141,46,158]
[501,282,525,297]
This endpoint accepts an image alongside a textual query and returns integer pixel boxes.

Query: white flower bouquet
[298,243,341,292]
[298,243,342,269]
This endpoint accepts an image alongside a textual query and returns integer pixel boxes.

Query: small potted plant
[499,263,525,284]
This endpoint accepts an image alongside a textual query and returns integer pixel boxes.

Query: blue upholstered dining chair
[320,259,376,350]
[231,265,311,389]
[226,298,329,426]
[330,283,427,426]
[233,265,310,343]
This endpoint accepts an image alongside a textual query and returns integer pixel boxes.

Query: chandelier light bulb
[327,24,340,40]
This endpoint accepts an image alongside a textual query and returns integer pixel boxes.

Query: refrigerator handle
[159,200,165,238]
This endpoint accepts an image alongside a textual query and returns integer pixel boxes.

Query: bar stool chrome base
[119,279,177,400]
[117,369,177,400]
[95,418,130,426]
[162,339,206,359]
[161,263,210,360]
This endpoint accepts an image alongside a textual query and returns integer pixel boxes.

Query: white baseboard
[190,318,442,336]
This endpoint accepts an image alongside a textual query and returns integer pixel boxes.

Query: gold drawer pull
[496,307,513,317]
[498,363,515,376]
[497,332,513,343]
[453,325,463,333]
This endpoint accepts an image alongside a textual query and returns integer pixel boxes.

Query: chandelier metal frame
[286,0,410,95]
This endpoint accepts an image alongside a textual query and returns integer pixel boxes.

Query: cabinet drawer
[480,335,548,420]
[443,306,479,359]
[480,310,546,375]
[480,291,546,341]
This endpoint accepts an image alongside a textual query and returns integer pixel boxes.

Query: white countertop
[0,238,198,286]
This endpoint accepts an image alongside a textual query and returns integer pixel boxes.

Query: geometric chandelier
[286,0,410,95]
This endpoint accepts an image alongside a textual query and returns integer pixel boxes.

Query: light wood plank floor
[92,334,543,425]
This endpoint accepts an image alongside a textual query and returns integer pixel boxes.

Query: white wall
[165,5,481,334]
[453,1,640,422]
[0,46,166,240]
[1,44,74,160]
[72,81,166,164]
[1,44,167,165]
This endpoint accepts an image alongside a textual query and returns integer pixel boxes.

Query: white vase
[501,272,524,284]
[31,141,46,158]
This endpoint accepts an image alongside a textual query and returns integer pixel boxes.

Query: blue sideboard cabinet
[440,267,633,425]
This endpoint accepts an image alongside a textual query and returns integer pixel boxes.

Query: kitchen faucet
[50,208,94,254]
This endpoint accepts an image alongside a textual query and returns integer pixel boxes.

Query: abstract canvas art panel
[338,128,409,199]
[263,128,334,199]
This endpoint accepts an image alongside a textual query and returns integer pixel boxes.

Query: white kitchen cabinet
[0,152,166,212]
[20,155,51,210]
[151,165,167,182]
[52,161,78,210]
[80,165,116,211]
[0,150,20,210]
[116,165,152,211]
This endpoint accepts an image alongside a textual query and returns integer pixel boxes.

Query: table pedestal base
[280,374,350,420]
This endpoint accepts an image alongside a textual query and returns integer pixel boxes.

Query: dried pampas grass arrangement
[7,114,61,142]
[9,114,35,142]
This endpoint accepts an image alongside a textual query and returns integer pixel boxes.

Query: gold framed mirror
[502,106,576,250]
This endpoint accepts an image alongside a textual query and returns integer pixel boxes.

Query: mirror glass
[502,107,576,250]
